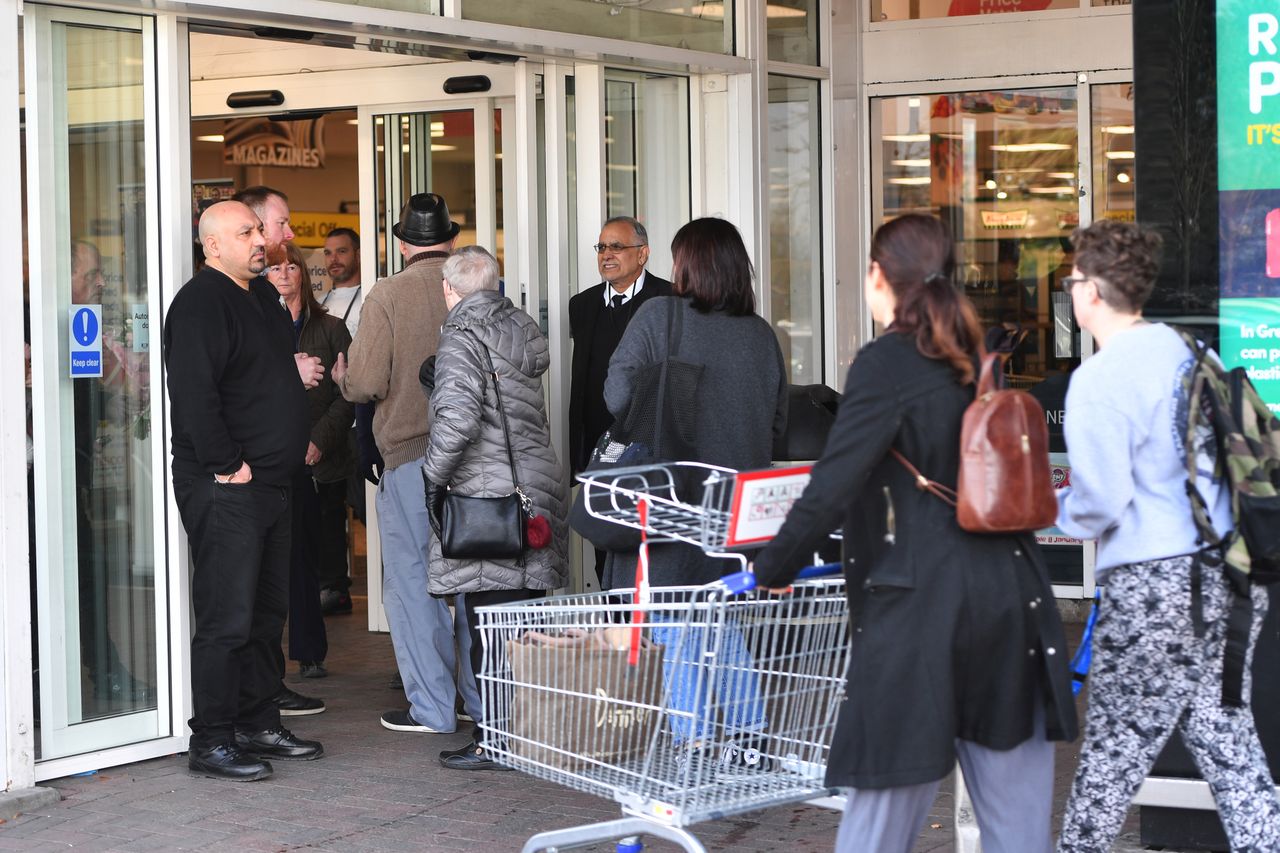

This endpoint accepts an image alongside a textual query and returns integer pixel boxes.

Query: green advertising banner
[1218,0,1280,411]
[1217,1,1280,191]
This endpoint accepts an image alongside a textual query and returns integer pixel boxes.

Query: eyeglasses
[593,242,645,254]
[1060,275,1091,293]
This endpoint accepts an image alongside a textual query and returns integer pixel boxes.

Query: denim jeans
[650,613,767,743]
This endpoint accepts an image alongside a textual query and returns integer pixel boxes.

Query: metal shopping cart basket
[475,463,849,853]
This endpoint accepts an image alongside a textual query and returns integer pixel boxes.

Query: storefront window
[874,86,1087,583]
[767,0,819,65]
[872,0,1076,22]
[1091,82,1135,223]
[604,71,690,276]
[769,75,823,385]
[461,0,732,55]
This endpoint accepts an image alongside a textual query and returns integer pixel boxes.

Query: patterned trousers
[1058,555,1280,852]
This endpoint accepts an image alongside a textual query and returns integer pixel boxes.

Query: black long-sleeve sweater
[164,266,308,486]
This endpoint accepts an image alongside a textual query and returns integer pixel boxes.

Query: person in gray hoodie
[422,245,570,771]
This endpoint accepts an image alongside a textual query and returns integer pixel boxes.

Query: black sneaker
[320,589,353,615]
[235,726,324,761]
[188,743,273,781]
[273,686,325,716]
[439,739,511,771]
[380,709,443,733]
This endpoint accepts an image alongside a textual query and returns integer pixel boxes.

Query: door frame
[355,92,521,632]
[23,2,184,779]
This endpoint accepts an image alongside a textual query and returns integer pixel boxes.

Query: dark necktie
[611,294,626,310]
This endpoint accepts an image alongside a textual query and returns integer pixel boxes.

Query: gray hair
[442,245,500,297]
[603,215,648,246]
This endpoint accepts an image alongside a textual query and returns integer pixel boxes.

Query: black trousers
[314,478,349,594]
[461,587,544,723]
[174,475,291,749]
[287,473,328,664]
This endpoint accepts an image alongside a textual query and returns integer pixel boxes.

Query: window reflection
[769,75,823,385]
[462,0,732,54]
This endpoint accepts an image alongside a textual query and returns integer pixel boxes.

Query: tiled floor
[3,559,1165,851]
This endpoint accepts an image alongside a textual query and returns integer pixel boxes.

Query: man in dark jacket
[568,217,671,585]
[165,201,323,781]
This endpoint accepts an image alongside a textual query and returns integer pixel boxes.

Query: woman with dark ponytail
[753,214,1077,853]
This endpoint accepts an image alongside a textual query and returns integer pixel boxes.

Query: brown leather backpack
[892,354,1057,534]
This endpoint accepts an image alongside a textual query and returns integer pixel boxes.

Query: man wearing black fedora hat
[333,193,483,735]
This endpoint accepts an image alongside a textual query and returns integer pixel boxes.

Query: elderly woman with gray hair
[420,244,570,771]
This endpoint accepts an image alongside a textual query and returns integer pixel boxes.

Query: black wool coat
[753,331,1078,790]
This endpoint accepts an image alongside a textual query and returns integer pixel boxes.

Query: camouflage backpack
[1178,330,1280,706]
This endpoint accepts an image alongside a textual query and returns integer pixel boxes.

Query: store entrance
[188,32,529,636]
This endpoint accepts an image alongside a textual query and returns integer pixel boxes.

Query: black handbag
[569,298,703,551]
[434,343,530,561]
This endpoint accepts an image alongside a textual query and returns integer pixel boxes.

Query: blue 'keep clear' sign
[69,305,103,378]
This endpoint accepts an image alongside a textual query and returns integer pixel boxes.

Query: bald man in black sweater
[165,201,322,781]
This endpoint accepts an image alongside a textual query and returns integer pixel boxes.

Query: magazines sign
[223,116,326,169]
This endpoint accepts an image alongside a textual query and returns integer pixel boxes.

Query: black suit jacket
[567,273,672,473]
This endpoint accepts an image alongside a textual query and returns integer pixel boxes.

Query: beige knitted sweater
[338,252,449,471]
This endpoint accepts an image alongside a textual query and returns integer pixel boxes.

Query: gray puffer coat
[423,289,570,595]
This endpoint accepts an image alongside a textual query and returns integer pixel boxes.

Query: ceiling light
[908,97,921,108]
[196,134,225,143]
[985,179,997,190]
[888,177,931,185]
[996,191,1008,200]
[891,159,931,168]
[1027,186,1077,194]
[883,133,929,143]
[1047,172,1076,180]
[1102,125,1135,134]
[989,143,1072,152]
[347,119,359,126]
[1105,150,1135,160]
[431,144,457,152]
[1116,172,1131,183]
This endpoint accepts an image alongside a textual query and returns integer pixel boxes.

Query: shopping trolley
[475,462,848,853]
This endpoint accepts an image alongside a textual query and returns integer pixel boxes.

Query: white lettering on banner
[1249,16,1280,113]
[228,144,322,169]
[593,689,650,729]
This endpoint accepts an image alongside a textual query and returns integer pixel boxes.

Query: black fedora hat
[392,193,461,247]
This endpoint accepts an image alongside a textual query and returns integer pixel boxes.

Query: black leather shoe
[188,743,273,781]
[439,739,511,771]
[272,686,325,716]
[235,726,324,761]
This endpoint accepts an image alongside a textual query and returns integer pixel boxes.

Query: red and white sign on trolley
[723,465,812,549]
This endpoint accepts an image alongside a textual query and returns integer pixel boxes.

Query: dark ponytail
[870,214,984,385]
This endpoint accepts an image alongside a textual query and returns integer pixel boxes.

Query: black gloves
[354,402,384,485]
[424,477,445,538]
[419,355,437,397]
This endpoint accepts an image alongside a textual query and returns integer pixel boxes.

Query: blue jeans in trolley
[650,614,767,743]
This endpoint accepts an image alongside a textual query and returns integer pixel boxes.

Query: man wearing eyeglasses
[568,217,672,583]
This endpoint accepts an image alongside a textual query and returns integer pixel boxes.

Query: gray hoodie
[423,290,570,595]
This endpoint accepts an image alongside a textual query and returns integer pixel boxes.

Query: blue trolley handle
[1070,591,1101,695]
[716,563,843,595]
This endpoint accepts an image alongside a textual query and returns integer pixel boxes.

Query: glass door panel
[25,5,166,761]
[361,99,506,630]
[873,85,1088,592]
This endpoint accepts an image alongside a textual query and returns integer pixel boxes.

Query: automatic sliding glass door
[24,4,169,764]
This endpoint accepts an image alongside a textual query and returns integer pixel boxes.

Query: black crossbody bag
[434,343,530,561]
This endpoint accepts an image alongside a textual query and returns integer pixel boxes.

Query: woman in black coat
[752,215,1077,853]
